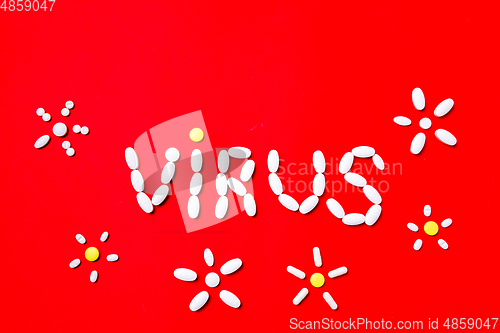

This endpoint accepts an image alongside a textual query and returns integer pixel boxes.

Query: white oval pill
[278,194,299,211]
[189,291,209,312]
[220,258,243,275]
[339,152,354,174]
[419,117,432,130]
[352,146,375,158]
[76,234,86,244]
[227,177,246,196]
[323,292,338,310]
[424,205,431,217]
[268,173,283,195]
[313,174,325,196]
[165,147,180,162]
[435,129,457,146]
[66,148,75,157]
[344,172,367,187]
[438,239,449,250]
[220,290,241,308]
[107,254,119,262]
[36,107,45,116]
[407,223,419,232]
[65,100,74,109]
[342,213,365,226]
[188,195,200,219]
[412,87,425,110]
[62,141,71,149]
[243,193,256,217]
[174,268,197,281]
[299,195,319,215]
[293,288,309,305]
[287,266,306,279]
[61,108,70,117]
[410,132,426,155]
[42,113,51,122]
[152,184,169,206]
[69,259,81,269]
[161,162,176,184]
[218,150,229,173]
[204,248,214,267]
[73,125,81,134]
[80,126,89,135]
[125,147,139,170]
[414,239,423,251]
[53,122,68,137]
[441,218,452,228]
[434,98,454,117]
[215,196,229,219]
[328,266,348,279]
[205,272,220,288]
[363,185,382,205]
[131,170,145,192]
[372,154,385,171]
[228,146,251,159]
[393,116,412,126]
[34,135,50,149]
[267,150,280,173]
[365,204,382,226]
[326,198,345,219]
[240,160,255,182]
[90,270,98,283]
[216,173,228,196]
[100,231,109,242]
[313,150,326,174]
[191,149,203,172]
[313,247,322,267]
[190,173,203,196]
[136,192,154,214]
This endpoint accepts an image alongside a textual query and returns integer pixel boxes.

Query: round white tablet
[52,122,68,137]
[36,108,45,116]
[61,108,70,117]
[81,126,89,135]
[65,100,74,109]
[66,148,75,157]
[73,125,81,134]
[62,141,71,149]
[42,113,51,122]
[165,147,180,162]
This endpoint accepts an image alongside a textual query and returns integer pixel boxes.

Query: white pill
[313,150,326,174]
[190,173,203,196]
[365,204,382,226]
[339,152,354,174]
[352,146,375,158]
[215,196,229,219]
[152,184,169,206]
[100,231,109,242]
[342,213,365,226]
[363,185,382,205]
[61,108,70,117]
[328,266,348,279]
[393,116,412,126]
[278,194,299,211]
[65,100,74,109]
[424,205,431,217]
[438,239,449,250]
[205,272,220,288]
[165,147,180,162]
[52,122,68,137]
[218,150,229,173]
[287,266,306,279]
[174,268,197,281]
[419,117,432,130]
[188,195,200,219]
[107,254,119,262]
[243,193,256,217]
[227,177,246,196]
[220,258,243,275]
[66,148,75,157]
[81,126,89,135]
[191,149,203,172]
[240,160,255,182]
[189,291,209,312]
[313,174,325,196]
[293,288,309,305]
[434,98,454,117]
[344,172,367,187]
[34,135,50,149]
[125,147,139,170]
[69,259,81,269]
[228,146,251,159]
[42,113,51,122]
[90,270,98,283]
[299,195,319,215]
[268,173,283,195]
[131,170,145,192]
[435,129,457,146]
[73,125,81,134]
[204,248,214,267]
[372,154,385,171]
[75,234,86,244]
[216,173,228,196]
[326,198,345,219]
[414,239,423,251]
[161,162,176,184]
[313,247,322,267]
[220,290,241,308]
[36,107,45,116]
[62,141,71,149]
[407,223,419,232]
[412,87,425,110]
[441,218,452,228]
[410,132,426,155]
[136,192,154,214]
[267,150,280,173]
[323,292,338,310]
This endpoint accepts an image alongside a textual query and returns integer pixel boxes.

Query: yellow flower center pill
[189,128,204,142]
[424,221,439,236]
[310,272,325,288]
[85,247,100,262]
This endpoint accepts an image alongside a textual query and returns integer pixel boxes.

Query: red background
[1,1,499,332]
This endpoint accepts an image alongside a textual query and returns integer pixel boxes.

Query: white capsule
[240,160,255,182]
[352,146,375,158]
[136,192,154,214]
[72,125,81,134]
[410,132,426,155]
[227,177,246,196]
[342,213,365,226]
[407,223,419,232]
[69,259,81,269]
[42,113,51,122]
[61,108,70,117]
[174,268,197,281]
[220,258,243,275]
[75,234,86,244]
[313,247,322,267]
[434,98,454,117]
[293,288,309,305]
[412,87,425,110]
[299,195,319,215]
[267,150,280,173]
[36,107,45,116]
[90,270,98,283]
[414,239,423,251]
[66,148,75,157]
[62,141,71,149]
[218,150,230,173]
[131,170,145,192]
[419,117,432,130]
[287,266,306,279]
[243,193,256,217]
[65,100,74,109]
[188,196,200,219]
[215,196,229,219]
[125,147,139,170]
[34,135,50,149]
[216,173,228,196]
[365,205,382,226]
[165,147,180,162]
[393,116,412,126]
[228,147,251,159]
[435,129,457,146]
[52,122,68,137]
[363,185,382,205]
[278,194,299,211]
[339,152,354,174]
[100,231,109,242]
[204,248,214,266]
[424,205,431,217]
[152,184,169,206]
[344,172,367,187]
[328,266,348,279]
[189,291,209,312]
[438,239,449,250]
[326,198,345,219]
[190,173,203,196]
[205,272,220,288]
[441,218,452,228]
[190,149,203,172]
[313,150,326,174]
[220,290,241,308]
[80,126,89,135]
[107,254,119,262]
[323,292,338,310]
[161,162,176,184]
[313,174,325,196]
[268,173,283,195]
[372,154,385,171]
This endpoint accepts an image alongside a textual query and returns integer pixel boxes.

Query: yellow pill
[310,272,325,288]
[189,128,204,142]
[85,247,100,262]
[424,221,439,236]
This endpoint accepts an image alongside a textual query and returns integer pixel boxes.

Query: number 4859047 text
[1,0,55,11]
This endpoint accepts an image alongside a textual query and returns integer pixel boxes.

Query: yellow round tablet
[310,273,325,288]
[85,247,100,262]
[424,221,439,236]
[189,128,204,142]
